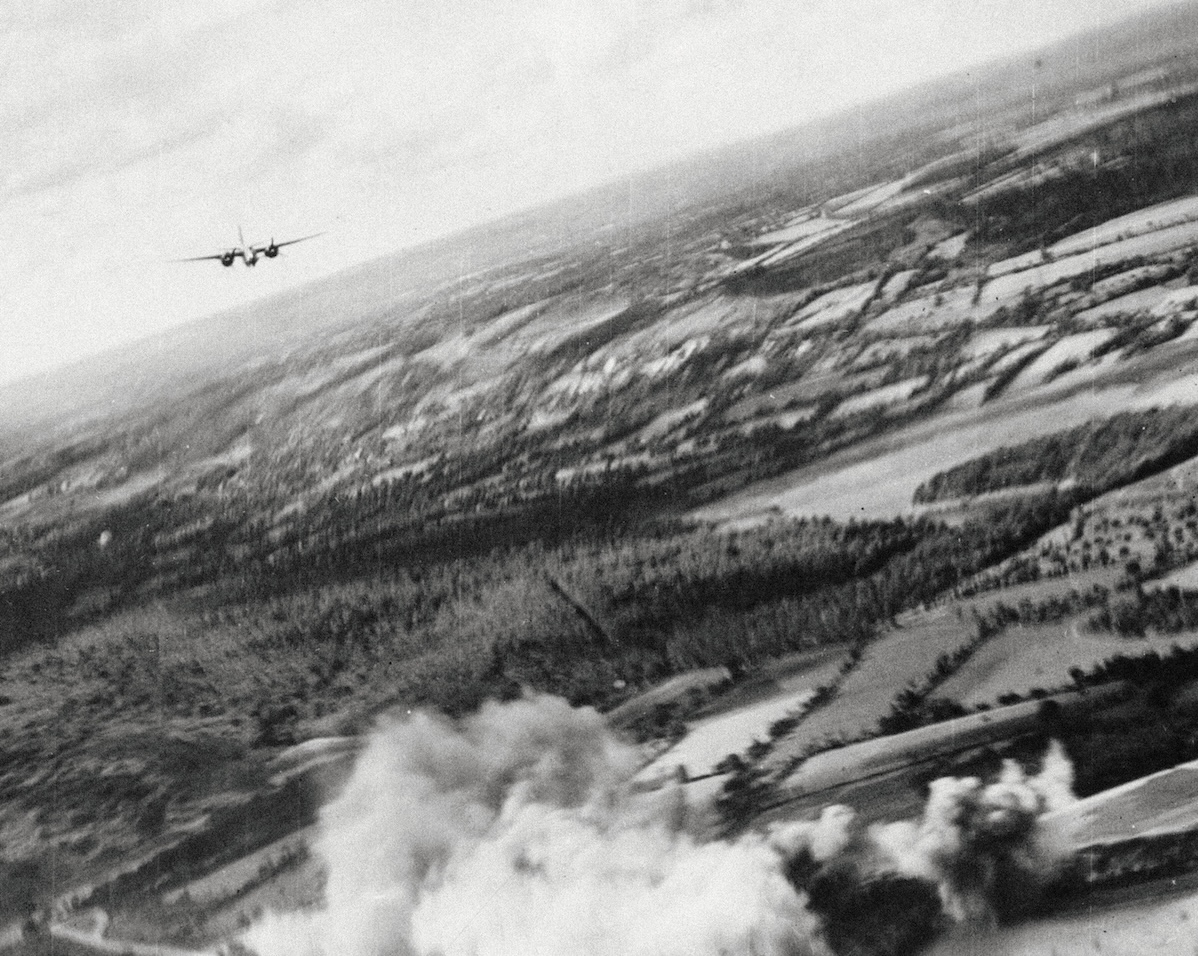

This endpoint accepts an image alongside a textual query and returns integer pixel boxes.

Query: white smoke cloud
[244,696,1077,956]
[769,804,858,865]
[869,741,1077,925]
[245,694,828,956]
[411,806,823,956]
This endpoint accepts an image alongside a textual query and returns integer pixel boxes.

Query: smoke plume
[866,740,1077,925]
[244,695,1077,956]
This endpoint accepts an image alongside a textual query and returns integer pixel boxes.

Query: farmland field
[691,384,1143,523]
[985,220,1198,302]
[761,608,976,768]
[640,653,848,780]
[749,216,841,247]
[790,280,879,328]
[865,287,984,334]
[933,623,1198,708]
[964,326,1051,359]
[830,376,928,417]
[1154,562,1198,592]
[1049,193,1198,258]
[1006,330,1118,390]
[14,13,1198,956]
[1057,759,1198,847]
[1073,285,1179,323]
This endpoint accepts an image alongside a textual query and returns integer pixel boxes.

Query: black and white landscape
[7,3,1198,955]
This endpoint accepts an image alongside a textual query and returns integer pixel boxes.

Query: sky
[0,0,1182,386]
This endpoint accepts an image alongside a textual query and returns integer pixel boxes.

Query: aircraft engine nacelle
[221,253,235,267]
[264,242,279,258]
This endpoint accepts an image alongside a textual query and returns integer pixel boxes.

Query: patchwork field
[13,24,1198,956]
[760,609,977,769]
[985,221,1198,302]
[830,376,929,417]
[638,654,848,781]
[963,326,1051,359]
[865,287,985,334]
[790,280,879,329]
[691,384,1142,523]
[1049,193,1198,258]
[1073,285,1181,323]
[933,624,1198,708]
[1007,330,1118,390]
[775,688,1111,803]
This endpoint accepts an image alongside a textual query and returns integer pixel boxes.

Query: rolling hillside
[12,7,1198,954]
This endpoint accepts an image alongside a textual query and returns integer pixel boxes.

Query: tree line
[914,406,1198,504]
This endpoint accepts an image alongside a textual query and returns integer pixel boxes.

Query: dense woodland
[1,493,1077,746]
[913,407,1198,504]
[967,90,1198,255]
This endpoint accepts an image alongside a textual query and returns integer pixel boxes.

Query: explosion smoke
[244,695,1077,956]
[867,740,1076,925]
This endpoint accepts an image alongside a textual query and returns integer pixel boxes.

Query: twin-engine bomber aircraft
[176,228,323,267]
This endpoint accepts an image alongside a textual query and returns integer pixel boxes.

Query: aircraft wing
[172,252,233,262]
[251,232,325,253]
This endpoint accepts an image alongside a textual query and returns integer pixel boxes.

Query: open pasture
[865,286,982,334]
[984,219,1198,303]
[731,220,855,274]
[1049,193,1198,258]
[732,407,820,436]
[1089,264,1174,299]
[850,335,937,370]
[942,381,990,411]
[775,689,1105,798]
[695,327,1198,527]
[987,339,1048,376]
[963,326,1051,360]
[690,382,1141,524]
[748,216,841,246]
[1153,561,1198,593]
[719,376,843,423]
[640,655,847,781]
[789,280,878,329]
[835,179,907,217]
[606,666,731,729]
[1009,84,1195,159]
[878,269,916,302]
[649,291,808,340]
[1150,286,1198,318]
[830,376,929,418]
[1073,285,1178,324]
[932,623,1198,708]
[929,231,968,261]
[1006,330,1117,390]
[762,608,977,771]
[163,830,313,907]
[987,247,1047,277]
[1055,758,1198,847]
[645,689,817,781]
